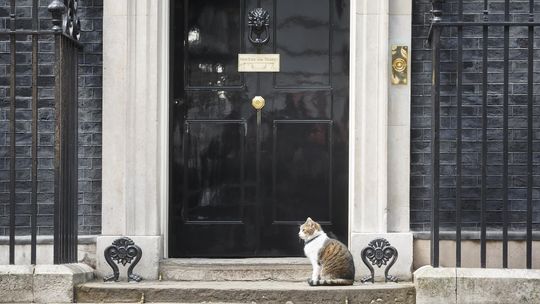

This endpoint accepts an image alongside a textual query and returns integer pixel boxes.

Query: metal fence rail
[1,0,80,264]
[429,0,539,268]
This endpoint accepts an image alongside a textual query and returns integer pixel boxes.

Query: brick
[411,0,540,232]
[0,2,103,236]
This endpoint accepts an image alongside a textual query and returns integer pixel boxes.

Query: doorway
[169,0,350,257]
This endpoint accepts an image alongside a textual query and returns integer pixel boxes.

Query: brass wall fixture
[252,96,265,110]
[391,45,408,85]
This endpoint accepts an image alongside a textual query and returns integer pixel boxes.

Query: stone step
[79,302,247,304]
[159,258,312,281]
[76,280,416,304]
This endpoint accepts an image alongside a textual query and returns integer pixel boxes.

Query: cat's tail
[308,278,354,286]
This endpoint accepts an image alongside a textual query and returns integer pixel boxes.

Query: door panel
[274,0,331,87]
[170,0,349,257]
[185,0,244,88]
[272,91,332,119]
[183,121,246,222]
[272,121,332,223]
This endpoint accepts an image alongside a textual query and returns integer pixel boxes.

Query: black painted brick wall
[7,0,540,236]
[0,0,102,236]
[411,0,540,232]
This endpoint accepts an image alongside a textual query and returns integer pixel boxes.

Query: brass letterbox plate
[391,45,408,85]
[238,54,280,72]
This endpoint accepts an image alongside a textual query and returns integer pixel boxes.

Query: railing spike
[48,0,66,32]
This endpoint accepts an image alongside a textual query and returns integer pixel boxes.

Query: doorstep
[76,280,416,304]
[159,258,311,281]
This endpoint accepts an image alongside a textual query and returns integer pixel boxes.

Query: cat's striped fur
[299,217,355,286]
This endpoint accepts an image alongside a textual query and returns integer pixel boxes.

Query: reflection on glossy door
[169,0,349,257]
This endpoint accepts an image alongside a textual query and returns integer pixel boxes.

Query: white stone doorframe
[98,0,413,281]
[348,0,413,281]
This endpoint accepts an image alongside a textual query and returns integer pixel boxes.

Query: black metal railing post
[455,0,463,268]
[480,0,488,269]
[30,0,40,266]
[430,0,443,268]
[49,0,80,264]
[8,0,16,265]
[502,0,510,269]
[49,0,67,265]
[526,0,535,270]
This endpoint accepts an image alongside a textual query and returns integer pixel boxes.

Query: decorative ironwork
[48,0,66,32]
[64,0,81,40]
[425,0,444,47]
[46,0,83,264]
[360,238,398,283]
[104,237,143,282]
[48,0,80,40]
[248,8,270,46]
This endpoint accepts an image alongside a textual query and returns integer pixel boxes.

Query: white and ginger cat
[298,217,355,286]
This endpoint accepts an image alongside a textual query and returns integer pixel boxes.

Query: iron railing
[1,0,80,264]
[428,0,540,268]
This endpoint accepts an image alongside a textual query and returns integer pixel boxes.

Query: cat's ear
[306,217,313,222]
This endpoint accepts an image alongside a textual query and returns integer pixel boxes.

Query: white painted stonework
[99,0,169,279]
[388,0,412,234]
[348,0,413,280]
[100,0,413,281]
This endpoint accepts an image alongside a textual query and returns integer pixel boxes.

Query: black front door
[169,0,349,257]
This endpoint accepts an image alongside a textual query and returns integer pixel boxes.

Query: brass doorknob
[252,96,265,110]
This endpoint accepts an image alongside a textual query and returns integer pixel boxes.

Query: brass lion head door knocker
[248,8,270,47]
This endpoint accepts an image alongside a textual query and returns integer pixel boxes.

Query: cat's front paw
[307,278,317,286]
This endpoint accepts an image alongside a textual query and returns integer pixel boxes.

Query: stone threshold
[161,257,310,266]
[77,280,416,304]
[159,258,311,282]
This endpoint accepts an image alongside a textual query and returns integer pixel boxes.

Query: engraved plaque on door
[238,54,280,72]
